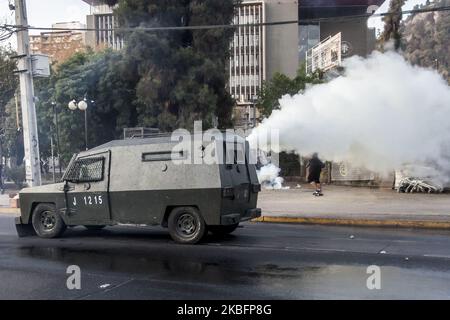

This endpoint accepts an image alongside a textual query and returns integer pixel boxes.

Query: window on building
[298,24,320,62]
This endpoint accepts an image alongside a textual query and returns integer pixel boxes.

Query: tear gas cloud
[257,164,285,190]
[250,52,450,182]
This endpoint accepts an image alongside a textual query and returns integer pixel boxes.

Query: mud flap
[15,217,36,237]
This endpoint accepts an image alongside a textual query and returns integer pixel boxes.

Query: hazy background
[0,0,430,45]
[0,0,90,48]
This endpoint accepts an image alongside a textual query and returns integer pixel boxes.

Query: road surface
[0,215,450,299]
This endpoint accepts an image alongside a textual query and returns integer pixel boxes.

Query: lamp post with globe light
[68,98,90,151]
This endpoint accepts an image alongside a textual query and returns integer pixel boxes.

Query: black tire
[32,203,66,238]
[168,207,206,244]
[209,223,239,236]
[84,225,106,231]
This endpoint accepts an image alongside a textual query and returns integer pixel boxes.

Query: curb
[0,208,20,216]
[3,209,449,230]
[253,216,450,230]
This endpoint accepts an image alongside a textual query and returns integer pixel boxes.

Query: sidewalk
[256,185,450,229]
[0,193,19,216]
[0,193,9,207]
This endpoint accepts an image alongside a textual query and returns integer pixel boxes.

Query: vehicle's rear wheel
[84,225,106,231]
[209,223,239,236]
[168,207,206,244]
[32,203,66,238]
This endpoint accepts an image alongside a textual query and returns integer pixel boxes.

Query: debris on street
[395,165,446,194]
[397,177,444,194]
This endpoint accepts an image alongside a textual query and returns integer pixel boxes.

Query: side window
[235,143,246,164]
[142,151,186,162]
[64,157,105,183]
[225,142,246,166]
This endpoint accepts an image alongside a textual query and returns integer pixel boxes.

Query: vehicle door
[63,151,111,225]
[225,141,251,204]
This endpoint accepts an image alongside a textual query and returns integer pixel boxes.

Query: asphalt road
[1,215,450,299]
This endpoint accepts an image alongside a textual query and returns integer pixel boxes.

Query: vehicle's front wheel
[168,207,206,244]
[32,203,66,238]
[209,223,239,236]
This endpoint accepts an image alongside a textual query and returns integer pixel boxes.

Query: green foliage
[112,0,239,130]
[34,50,138,164]
[0,48,17,118]
[0,47,19,159]
[257,66,322,118]
[401,0,450,83]
[3,1,240,165]
[1,98,23,163]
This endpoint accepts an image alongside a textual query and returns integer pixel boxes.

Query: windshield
[61,154,78,182]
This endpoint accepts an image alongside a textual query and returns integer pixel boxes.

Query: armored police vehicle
[15,133,261,244]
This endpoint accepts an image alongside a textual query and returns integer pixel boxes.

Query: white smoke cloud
[251,51,450,181]
[257,164,285,190]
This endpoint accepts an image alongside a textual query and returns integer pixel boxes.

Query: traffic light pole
[14,0,41,187]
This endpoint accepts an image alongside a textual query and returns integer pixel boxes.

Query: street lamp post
[250,96,258,129]
[51,102,62,175]
[68,98,90,151]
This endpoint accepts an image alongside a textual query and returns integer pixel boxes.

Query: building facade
[230,1,265,105]
[232,0,385,127]
[29,22,86,65]
[79,0,384,127]
[298,0,385,63]
[231,0,300,128]
[229,1,265,128]
[83,1,123,50]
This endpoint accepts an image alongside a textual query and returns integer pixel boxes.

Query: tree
[108,0,239,130]
[401,0,450,83]
[3,1,242,166]
[0,48,17,120]
[380,0,406,51]
[34,50,138,163]
[0,47,20,162]
[1,98,24,165]
[257,66,322,118]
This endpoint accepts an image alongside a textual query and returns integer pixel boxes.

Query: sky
[0,0,90,47]
[0,0,90,32]
[368,0,429,33]
[0,0,431,49]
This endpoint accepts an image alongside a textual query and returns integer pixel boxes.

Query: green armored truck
[15,133,261,244]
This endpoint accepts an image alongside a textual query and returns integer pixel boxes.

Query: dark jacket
[307,157,325,175]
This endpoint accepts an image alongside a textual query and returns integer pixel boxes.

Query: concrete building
[230,1,265,105]
[29,22,87,65]
[83,0,123,50]
[233,0,385,127]
[231,0,300,128]
[265,0,300,79]
[229,1,265,128]
[298,0,385,63]
[79,0,384,127]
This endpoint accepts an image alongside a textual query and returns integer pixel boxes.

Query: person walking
[307,153,325,196]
